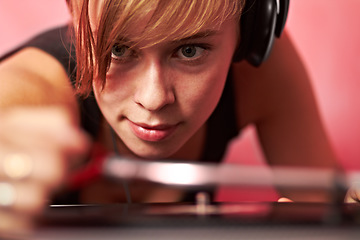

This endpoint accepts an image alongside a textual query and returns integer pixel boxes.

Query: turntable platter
[32,202,360,240]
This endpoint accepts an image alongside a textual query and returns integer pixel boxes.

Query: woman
[0,0,350,236]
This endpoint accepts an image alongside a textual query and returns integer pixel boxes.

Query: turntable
[31,157,360,240]
[33,202,360,240]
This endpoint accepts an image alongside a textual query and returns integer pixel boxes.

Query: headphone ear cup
[275,0,290,37]
[233,0,278,66]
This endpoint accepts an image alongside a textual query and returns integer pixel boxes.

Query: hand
[0,107,89,238]
[344,183,360,203]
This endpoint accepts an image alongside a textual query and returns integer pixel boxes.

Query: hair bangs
[73,0,245,97]
[99,0,244,50]
[121,0,243,48]
[143,0,244,47]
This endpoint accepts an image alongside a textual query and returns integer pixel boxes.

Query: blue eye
[181,46,197,57]
[111,44,130,58]
[178,45,205,59]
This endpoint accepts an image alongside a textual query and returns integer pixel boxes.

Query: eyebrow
[174,30,220,42]
[112,30,219,47]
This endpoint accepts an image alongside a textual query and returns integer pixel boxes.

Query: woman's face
[92,9,238,159]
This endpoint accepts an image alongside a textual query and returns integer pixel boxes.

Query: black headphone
[233,0,290,66]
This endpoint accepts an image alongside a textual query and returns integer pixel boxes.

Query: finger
[0,107,90,155]
[345,186,360,203]
[0,211,33,239]
[0,107,76,127]
[0,151,66,188]
[0,181,48,214]
[277,197,293,203]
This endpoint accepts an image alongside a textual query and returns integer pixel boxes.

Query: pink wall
[287,0,360,170]
[1,1,360,200]
[220,0,360,201]
[0,1,70,55]
[224,0,360,170]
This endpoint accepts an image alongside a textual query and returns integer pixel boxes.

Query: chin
[133,151,175,161]
[129,144,181,161]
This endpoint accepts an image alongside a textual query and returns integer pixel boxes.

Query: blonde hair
[67,0,245,97]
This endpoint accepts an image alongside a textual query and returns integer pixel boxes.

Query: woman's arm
[232,31,340,201]
[0,47,78,117]
[0,47,89,237]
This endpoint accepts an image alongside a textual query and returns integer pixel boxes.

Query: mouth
[127,119,179,142]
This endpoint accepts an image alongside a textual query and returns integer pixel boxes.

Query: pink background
[1,1,360,201]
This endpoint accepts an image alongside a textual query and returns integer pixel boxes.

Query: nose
[134,60,175,111]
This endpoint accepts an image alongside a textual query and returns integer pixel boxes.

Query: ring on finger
[2,153,33,180]
[0,182,16,207]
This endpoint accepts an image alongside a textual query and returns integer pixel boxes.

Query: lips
[127,119,178,142]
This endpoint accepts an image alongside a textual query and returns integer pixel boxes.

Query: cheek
[201,70,227,105]
[177,65,228,121]
[92,80,111,119]
[92,75,130,120]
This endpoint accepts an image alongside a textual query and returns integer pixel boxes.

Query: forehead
[87,0,242,47]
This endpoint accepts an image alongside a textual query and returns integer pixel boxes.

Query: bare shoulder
[231,30,338,167]
[231,30,312,128]
[0,47,69,87]
[0,47,77,113]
